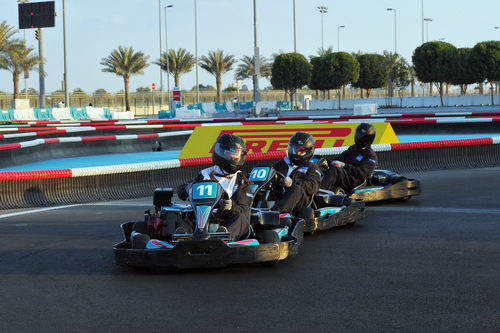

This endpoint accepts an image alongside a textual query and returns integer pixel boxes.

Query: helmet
[287,132,315,166]
[212,134,247,174]
[354,123,376,149]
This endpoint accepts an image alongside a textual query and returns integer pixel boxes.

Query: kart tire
[261,230,280,244]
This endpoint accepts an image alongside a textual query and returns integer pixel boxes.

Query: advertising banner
[179,123,398,158]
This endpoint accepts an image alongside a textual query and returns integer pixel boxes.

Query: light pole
[424,18,432,42]
[318,5,328,50]
[421,0,424,44]
[293,0,297,109]
[293,0,297,52]
[386,8,397,54]
[337,25,345,52]
[17,0,29,98]
[194,0,199,104]
[158,0,163,108]
[164,4,173,109]
[253,0,260,103]
[63,0,68,107]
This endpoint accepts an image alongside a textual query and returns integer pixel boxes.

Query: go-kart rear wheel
[260,230,280,244]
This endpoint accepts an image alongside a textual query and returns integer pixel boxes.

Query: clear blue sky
[1,0,499,95]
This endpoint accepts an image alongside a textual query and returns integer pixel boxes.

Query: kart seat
[314,189,348,207]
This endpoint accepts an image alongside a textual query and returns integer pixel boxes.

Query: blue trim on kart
[354,186,384,193]
[316,207,342,218]
[228,239,260,246]
[161,204,192,212]
[196,205,211,230]
[146,239,174,249]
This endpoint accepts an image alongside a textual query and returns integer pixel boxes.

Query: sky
[1,0,499,95]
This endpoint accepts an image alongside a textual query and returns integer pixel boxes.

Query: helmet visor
[214,143,246,163]
[290,144,308,156]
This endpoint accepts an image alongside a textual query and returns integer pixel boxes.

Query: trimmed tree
[352,53,388,98]
[451,48,483,95]
[101,46,149,111]
[412,41,458,106]
[471,41,500,105]
[323,52,360,108]
[271,52,311,105]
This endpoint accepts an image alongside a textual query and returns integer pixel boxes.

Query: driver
[320,122,377,193]
[176,134,252,240]
[270,132,322,214]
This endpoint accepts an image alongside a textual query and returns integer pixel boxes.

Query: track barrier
[0,137,499,209]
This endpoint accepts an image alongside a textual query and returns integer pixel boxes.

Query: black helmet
[354,123,376,149]
[212,134,247,174]
[287,132,315,166]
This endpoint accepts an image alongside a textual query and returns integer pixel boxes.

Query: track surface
[0,168,499,332]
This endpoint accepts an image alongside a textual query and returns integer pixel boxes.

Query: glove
[281,176,293,188]
[220,198,232,211]
[332,160,345,168]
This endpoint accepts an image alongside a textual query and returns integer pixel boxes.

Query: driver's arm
[294,164,322,196]
[227,183,253,215]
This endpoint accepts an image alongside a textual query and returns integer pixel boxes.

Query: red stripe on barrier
[246,151,287,161]
[81,135,117,141]
[390,137,493,150]
[44,138,60,144]
[137,133,160,139]
[387,118,438,124]
[0,143,22,150]
[0,169,72,181]
[38,130,68,136]
[179,156,213,167]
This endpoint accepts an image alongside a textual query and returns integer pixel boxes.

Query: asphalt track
[0,167,499,332]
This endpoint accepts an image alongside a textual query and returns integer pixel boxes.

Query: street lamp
[424,18,432,42]
[337,25,345,52]
[253,0,260,103]
[158,0,163,108]
[194,0,199,104]
[421,0,424,44]
[293,0,297,52]
[164,4,173,108]
[318,5,328,50]
[386,8,397,54]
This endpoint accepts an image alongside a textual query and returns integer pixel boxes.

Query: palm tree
[0,21,18,54]
[154,48,195,88]
[0,41,41,99]
[235,55,272,99]
[100,46,149,111]
[199,49,236,102]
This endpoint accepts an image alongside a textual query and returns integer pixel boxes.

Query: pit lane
[0,167,499,332]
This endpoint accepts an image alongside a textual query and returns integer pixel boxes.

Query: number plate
[192,182,217,199]
[249,167,270,181]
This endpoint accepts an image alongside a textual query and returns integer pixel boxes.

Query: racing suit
[320,145,377,193]
[177,166,253,240]
[271,157,322,213]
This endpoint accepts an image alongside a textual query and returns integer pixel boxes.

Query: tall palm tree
[0,21,18,54]
[154,48,195,88]
[199,49,236,102]
[0,41,41,99]
[100,46,149,111]
[235,55,272,99]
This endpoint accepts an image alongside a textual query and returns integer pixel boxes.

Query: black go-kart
[312,156,421,203]
[249,166,365,234]
[113,178,304,270]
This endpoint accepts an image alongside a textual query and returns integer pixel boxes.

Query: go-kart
[249,166,365,233]
[113,178,304,269]
[312,156,421,202]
